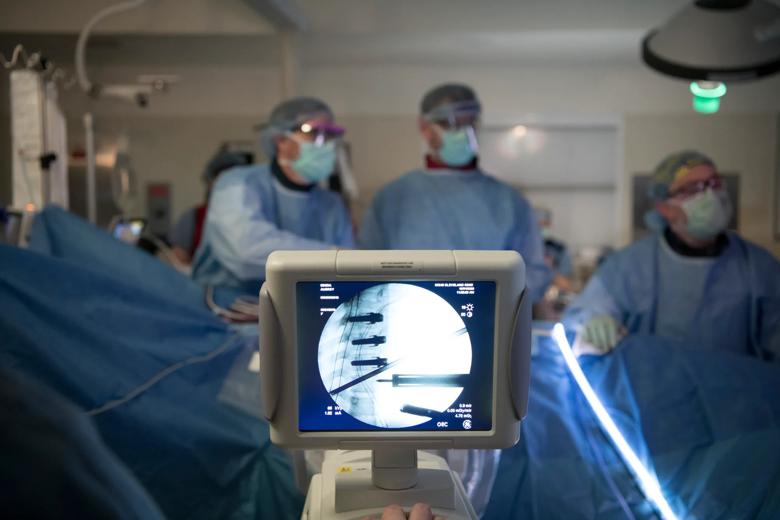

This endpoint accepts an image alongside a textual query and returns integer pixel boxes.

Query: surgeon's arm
[564,272,626,352]
[563,272,622,329]
[206,175,339,281]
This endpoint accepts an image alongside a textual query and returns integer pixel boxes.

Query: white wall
[480,124,619,250]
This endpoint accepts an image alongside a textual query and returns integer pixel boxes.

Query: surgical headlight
[290,121,346,147]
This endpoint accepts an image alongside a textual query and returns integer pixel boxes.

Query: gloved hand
[580,315,622,353]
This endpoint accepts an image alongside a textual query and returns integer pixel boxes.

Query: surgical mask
[540,228,552,239]
[680,188,732,240]
[436,127,478,167]
[282,137,337,183]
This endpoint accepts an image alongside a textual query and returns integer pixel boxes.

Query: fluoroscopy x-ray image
[318,283,472,428]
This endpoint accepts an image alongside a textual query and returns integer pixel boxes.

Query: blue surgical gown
[564,231,780,360]
[192,164,353,292]
[358,168,552,301]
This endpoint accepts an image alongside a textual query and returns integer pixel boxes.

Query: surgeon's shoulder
[487,173,539,219]
[371,170,425,204]
[314,186,349,210]
[734,233,780,271]
[212,164,271,192]
[597,234,657,274]
[476,169,506,186]
[479,170,526,198]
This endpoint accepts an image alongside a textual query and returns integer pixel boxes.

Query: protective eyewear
[669,176,722,199]
[424,100,481,130]
[290,122,345,146]
[432,117,480,131]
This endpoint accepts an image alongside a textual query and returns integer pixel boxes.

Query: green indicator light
[692,96,721,114]
[690,81,727,114]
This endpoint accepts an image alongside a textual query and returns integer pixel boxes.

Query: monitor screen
[297,281,496,432]
[112,219,146,244]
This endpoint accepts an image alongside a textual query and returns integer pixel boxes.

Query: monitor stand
[302,448,477,520]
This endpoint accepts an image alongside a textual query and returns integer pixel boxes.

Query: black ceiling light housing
[642,0,780,81]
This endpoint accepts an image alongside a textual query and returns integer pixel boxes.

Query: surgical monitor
[260,250,530,449]
[259,250,532,519]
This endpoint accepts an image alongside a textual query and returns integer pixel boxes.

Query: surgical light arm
[74,0,173,107]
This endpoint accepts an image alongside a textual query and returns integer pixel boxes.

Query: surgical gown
[358,168,551,301]
[0,369,165,519]
[564,231,780,360]
[193,164,353,292]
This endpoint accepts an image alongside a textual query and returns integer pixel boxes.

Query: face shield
[425,99,481,126]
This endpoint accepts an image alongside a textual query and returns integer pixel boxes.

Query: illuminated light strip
[551,323,680,520]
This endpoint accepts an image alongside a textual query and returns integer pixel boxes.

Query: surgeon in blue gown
[565,150,780,360]
[192,98,354,292]
[357,83,551,301]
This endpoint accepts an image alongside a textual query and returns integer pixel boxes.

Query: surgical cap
[260,97,334,157]
[203,150,251,181]
[648,150,715,200]
[420,83,482,121]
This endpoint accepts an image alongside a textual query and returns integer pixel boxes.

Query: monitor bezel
[260,250,530,450]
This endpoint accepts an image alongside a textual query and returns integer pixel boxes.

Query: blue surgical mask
[437,127,477,167]
[680,188,732,240]
[286,139,337,183]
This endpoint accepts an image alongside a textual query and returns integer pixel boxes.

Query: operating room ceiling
[0,0,705,68]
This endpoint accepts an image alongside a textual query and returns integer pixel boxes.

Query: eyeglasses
[669,176,722,199]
